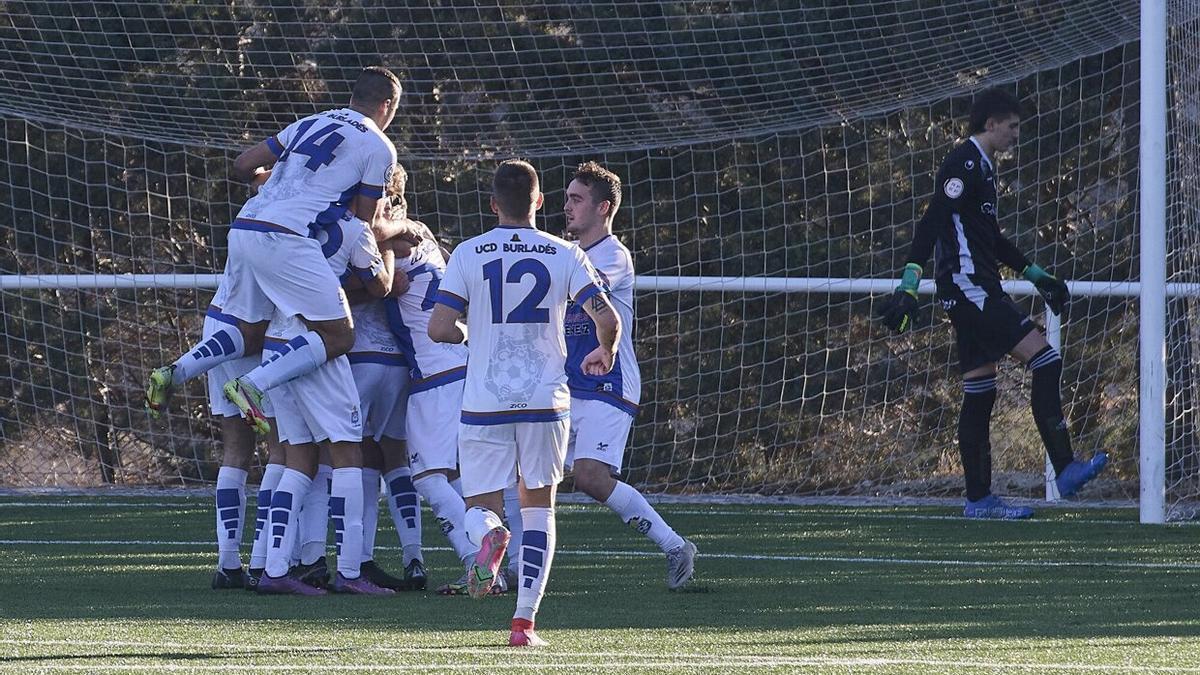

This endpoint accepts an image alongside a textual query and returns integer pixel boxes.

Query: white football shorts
[351,361,410,442]
[221,229,349,324]
[564,397,634,473]
[406,379,464,476]
[458,418,569,498]
[270,355,362,445]
[203,314,261,418]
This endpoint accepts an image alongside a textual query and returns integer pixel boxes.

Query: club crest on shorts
[944,178,965,199]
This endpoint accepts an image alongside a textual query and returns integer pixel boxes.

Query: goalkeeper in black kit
[876,88,1108,518]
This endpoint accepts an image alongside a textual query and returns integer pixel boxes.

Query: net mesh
[1,1,1197,513]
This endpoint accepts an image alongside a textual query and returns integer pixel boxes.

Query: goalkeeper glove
[877,263,923,333]
[1023,264,1069,316]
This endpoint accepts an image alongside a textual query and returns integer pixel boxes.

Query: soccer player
[380,207,493,597]
[429,159,620,647]
[562,161,696,589]
[346,166,425,591]
[876,87,1109,519]
[256,206,396,596]
[145,66,402,436]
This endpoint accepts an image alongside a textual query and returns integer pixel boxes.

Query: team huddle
[143,67,696,647]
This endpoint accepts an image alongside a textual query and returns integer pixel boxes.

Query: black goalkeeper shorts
[936,278,1037,374]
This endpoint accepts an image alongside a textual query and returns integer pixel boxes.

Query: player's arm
[428,304,465,344]
[429,252,468,344]
[381,238,413,297]
[572,256,622,375]
[997,235,1069,316]
[877,160,968,333]
[344,227,393,299]
[372,214,425,246]
[362,245,395,298]
[230,141,279,184]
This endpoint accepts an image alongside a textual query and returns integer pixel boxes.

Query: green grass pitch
[0,496,1197,673]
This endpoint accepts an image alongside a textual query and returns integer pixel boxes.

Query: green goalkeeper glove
[877,263,923,333]
[1023,264,1069,316]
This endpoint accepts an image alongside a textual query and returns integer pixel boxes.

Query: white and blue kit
[219,107,396,326]
[565,234,641,473]
[263,211,385,445]
[386,237,469,475]
[202,284,263,418]
[349,298,410,442]
[435,225,603,496]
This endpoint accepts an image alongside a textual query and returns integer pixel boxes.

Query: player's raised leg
[1010,331,1109,497]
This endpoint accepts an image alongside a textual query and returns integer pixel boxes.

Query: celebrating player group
[143,67,696,647]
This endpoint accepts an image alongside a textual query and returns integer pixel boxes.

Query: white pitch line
[659,508,1147,526]
[2,638,1197,672]
[0,539,1194,571]
[0,501,1165,528]
[0,502,205,509]
[0,658,1195,673]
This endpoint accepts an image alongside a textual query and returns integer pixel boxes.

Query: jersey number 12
[482,258,550,324]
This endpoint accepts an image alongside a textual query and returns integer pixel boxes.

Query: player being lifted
[428,160,619,647]
[144,67,399,586]
[145,66,403,436]
[876,87,1108,518]
[562,162,696,589]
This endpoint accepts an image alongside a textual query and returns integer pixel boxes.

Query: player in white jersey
[345,165,427,592]
[382,208,502,596]
[562,162,697,590]
[254,207,397,596]
[429,160,621,647]
[145,67,405,437]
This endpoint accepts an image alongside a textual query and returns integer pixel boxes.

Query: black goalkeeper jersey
[906,137,1029,291]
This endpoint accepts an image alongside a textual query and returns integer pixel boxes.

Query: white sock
[249,463,284,570]
[174,325,245,383]
[503,484,523,576]
[605,481,684,553]
[361,468,381,561]
[296,464,331,566]
[384,467,424,565]
[514,507,556,623]
[330,467,365,579]
[414,473,476,561]
[243,330,328,392]
[265,468,312,578]
[214,466,247,570]
[463,505,506,549]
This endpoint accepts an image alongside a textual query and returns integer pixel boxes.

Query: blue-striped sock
[244,331,328,392]
[384,467,423,565]
[330,467,364,579]
[515,507,556,623]
[214,466,247,570]
[265,469,311,578]
[249,463,284,570]
[173,326,245,383]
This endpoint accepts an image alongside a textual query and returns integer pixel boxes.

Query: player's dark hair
[572,161,622,216]
[493,159,540,220]
[351,66,401,107]
[968,87,1022,134]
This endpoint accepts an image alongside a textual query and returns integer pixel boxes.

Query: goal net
[1,1,1197,513]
